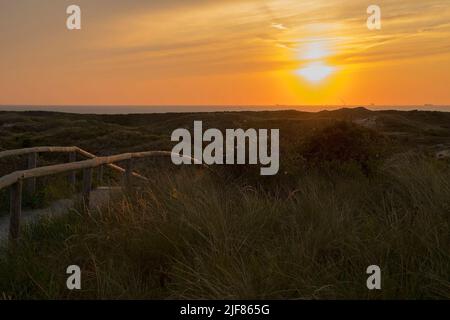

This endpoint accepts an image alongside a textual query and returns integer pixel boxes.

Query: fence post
[9,179,23,241]
[27,152,37,195]
[68,152,77,189]
[124,158,134,190]
[82,168,93,209]
[98,165,104,186]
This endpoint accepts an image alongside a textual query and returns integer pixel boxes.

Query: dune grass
[0,153,448,300]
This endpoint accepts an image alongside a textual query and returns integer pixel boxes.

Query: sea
[0,105,449,114]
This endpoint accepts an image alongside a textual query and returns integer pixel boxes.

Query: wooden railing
[0,147,200,241]
[0,146,148,192]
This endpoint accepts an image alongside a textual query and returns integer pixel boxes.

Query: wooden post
[26,152,37,195]
[68,152,77,189]
[9,180,23,241]
[82,168,93,209]
[124,159,133,190]
[98,165,104,186]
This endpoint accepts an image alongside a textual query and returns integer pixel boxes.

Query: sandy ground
[0,187,121,241]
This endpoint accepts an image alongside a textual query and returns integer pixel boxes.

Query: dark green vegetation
[0,108,449,299]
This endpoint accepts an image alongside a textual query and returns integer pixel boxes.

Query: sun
[295,38,338,84]
[302,41,331,60]
[296,62,336,84]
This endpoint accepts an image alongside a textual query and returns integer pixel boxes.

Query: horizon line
[1,104,450,107]
[1,104,450,115]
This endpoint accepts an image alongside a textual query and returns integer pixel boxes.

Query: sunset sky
[1,0,450,108]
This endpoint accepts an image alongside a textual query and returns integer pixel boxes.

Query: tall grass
[0,154,448,299]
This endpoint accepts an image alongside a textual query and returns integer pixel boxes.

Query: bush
[301,121,389,176]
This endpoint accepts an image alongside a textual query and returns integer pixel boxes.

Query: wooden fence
[0,147,200,241]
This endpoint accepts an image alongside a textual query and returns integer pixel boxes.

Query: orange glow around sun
[0,0,450,107]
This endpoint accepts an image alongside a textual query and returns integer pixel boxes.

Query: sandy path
[0,187,121,241]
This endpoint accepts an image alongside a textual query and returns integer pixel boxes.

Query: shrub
[301,121,389,176]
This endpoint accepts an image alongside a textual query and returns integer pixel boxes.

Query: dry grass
[0,153,448,299]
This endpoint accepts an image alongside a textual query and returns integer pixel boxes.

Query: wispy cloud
[271,23,287,30]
